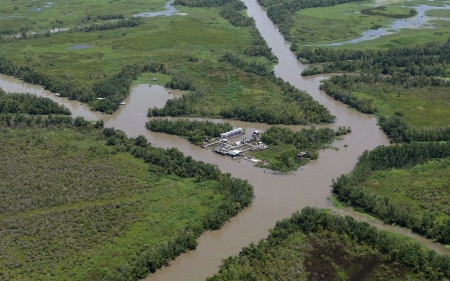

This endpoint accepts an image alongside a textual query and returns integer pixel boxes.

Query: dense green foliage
[258,0,365,41]
[379,115,450,143]
[0,112,253,281]
[0,89,70,115]
[146,119,232,145]
[253,126,344,171]
[261,126,336,148]
[209,208,450,281]
[297,40,450,77]
[0,57,167,113]
[297,40,450,127]
[150,74,335,125]
[332,142,450,244]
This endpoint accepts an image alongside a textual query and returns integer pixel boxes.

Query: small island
[146,119,351,171]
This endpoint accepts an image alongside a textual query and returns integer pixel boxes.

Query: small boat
[119,101,126,105]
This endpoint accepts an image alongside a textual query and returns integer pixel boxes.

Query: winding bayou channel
[1,0,449,280]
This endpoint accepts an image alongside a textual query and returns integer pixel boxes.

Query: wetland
[1,0,450,280]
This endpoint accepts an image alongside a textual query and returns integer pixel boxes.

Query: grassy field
[292,2,418,44]
[0,0,168,31]
[349,84,450,127]
[0,8,253,82]
[329,21,450,50]
[0,122,235,281]
[359,158,450,221]
[289,0,450,47]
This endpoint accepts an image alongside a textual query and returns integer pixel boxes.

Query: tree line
[149,71,335,125]
[174,0,236,7]
[319,77,377,114]
[332,141,450,244]
[69,18,144,33]
[318,72,450,113]
[146,118,233,145]
[272,208,450,278]
[1,18,144,43]
[0,89,71,115]
[79,13,125,23]
[208,208,450,280]
[0,57,168,113]
[261,125,337,149]
[378,115,450,143]
[259,0,366,42]
[296,40,450,77]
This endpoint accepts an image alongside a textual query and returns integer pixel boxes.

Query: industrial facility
[202,129,267,158]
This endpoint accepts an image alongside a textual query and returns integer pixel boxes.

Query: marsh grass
[350,85,450,127]
[291,1,420,44]
[359,158,450,221]
[0,126,221,281]
[0,0,168,31]
[0,4,292,116]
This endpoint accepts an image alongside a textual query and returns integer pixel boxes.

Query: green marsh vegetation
[0,0,335,124]
[208,208,450,280]
[296,40,450,130]
[261,0,450,128]
[260,0,450,46]
[332,142,450,244]
[0,0,168,31]
[0,97,253,281]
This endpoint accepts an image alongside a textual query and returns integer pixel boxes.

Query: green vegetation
[208,208,450,281]
[253,126,350,171]
[146,119,349,171]
[332,141,450,244]
[0,0,335,124]
[0,0,168,32]
[291,3,418,45]
[426,9,450,17]
[257,0,367,42]
[295,39,450,129]
[260,0,450,46]
[146,118,232,145]
[360,158,450,221]
[0,109,253,280]
[0,88,70,115]
[378,115,450,143]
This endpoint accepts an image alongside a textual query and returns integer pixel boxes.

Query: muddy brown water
[0,0,449,279]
